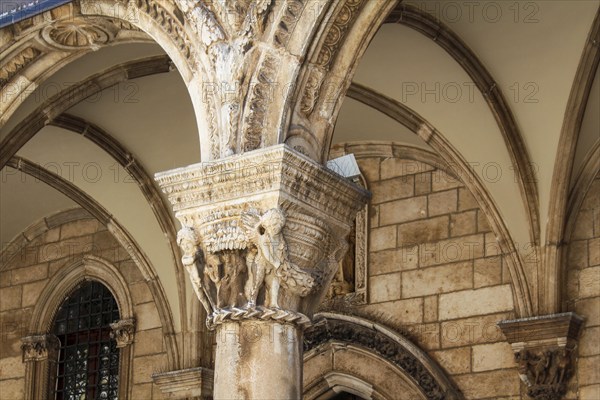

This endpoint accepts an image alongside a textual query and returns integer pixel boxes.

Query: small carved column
[21,334,60,400]
[498,312,584,400]
[156,144,368,399]
[109,318,135,399]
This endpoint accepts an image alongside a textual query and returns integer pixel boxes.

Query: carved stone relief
[304,318,448,400]
[21,334,60,362]
[109,318,136,348]
[499,312,584,400]
[0,47,42,89]
[157,145,369,329]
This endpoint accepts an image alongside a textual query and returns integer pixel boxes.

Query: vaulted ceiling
[1,0,599,331]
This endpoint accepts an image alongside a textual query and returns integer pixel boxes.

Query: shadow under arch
[303,313,463,400]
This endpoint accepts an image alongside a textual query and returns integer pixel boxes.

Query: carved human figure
[177,227,214,313]
[242,208,317,308]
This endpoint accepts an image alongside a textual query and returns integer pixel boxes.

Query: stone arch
[0,0,214,158]
[3,162,181,370]
[28,255,133,334]
[544,12,600,314]
[339,85,534,317]
[22,254,135,399]
[303,313,462,400]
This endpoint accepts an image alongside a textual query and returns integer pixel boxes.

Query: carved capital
[110,318,136,348]
[157,145,368,328]
[21,334,60,362]
[498,312,584,400]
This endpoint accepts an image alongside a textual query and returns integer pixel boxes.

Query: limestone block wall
[0,210,171,399]
[343,145,522,399]
[566,173,600,400]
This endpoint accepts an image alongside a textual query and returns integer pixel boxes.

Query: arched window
[51,281,120,399]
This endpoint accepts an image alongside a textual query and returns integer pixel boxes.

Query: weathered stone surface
[357,158,380,183]
[454,369,520,398]
[0,379,24,399]
[472,342,514,371]
[439,285,513,320]
[369,245,418,275]
[579,326,600,357]
[369,273,401,303]
[414,172,432,195]
[21,280,46,308]
[11,263,47,285]
[573,209,595,240]
[397,216,449,245]
[431,347,471,375]
[0,286,22,311]
[428,190,458,217]
[431,170,462,192]
[440,313,510,348]
[361,298,424,324]
[579,266,600,298]
[133,353,168,384]
[474,256,502,288]
[589,237,600,266]
[450,210,477,237]
[458,188,479,211]
[579,355,600,386]
[370,226,397,252]
[134,328,165,357]
[420,234,484,267]
[60,219,98,239]
[423,295,438,323]
[580,384,600,400]
[0,356,25,379]
[135,302,162,331]
[371,175,414,204]
[380,159,433,180]
[379,196,427,225]
[401,261,472,298]
[130,281,154,305]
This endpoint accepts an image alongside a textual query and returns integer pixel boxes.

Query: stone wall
[0,209,171,399]
[333,144,522,399]
[567,173,600,400]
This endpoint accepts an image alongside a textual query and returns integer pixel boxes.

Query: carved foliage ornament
[41,19,116,50]
[158,145,369,328]
[21,334,60,362]
[515,348,574,400]
[304,318,446,400]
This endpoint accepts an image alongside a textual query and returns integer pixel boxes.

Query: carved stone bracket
[498,312,584,400]
[21,334,60,362]
[110,318,136,348]
[156,144,369,329]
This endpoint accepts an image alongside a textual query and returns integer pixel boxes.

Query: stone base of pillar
[498,312,584,400]
[152,367,214,399]
[214,321,303,399]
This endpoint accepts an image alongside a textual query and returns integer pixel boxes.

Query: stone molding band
[207,306,311,330]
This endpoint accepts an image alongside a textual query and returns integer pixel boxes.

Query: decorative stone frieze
[157,144,369,328]
[152,367,214,399]
[109,318,136,348]
[498,312,584,400]
[21,334,60,362]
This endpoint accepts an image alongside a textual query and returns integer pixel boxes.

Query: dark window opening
[52,281,120,400]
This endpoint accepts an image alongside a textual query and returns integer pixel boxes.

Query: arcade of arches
[0,1,598,399]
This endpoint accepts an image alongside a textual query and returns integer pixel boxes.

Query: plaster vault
[0,1,599,399]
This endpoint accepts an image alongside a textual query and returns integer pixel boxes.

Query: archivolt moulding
[304,313,462,400]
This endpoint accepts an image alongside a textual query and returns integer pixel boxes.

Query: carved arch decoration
[303,313,462,400]
[1,162,181,371]
[333,86,534,318]
[21,254,134,400]
[383,3,540,247]
[0,0,219,157]
[544,10,600,314]
[285,0,397,162]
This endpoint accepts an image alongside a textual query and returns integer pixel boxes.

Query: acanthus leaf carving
[158,145,369,328]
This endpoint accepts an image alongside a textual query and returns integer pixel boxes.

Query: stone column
[22,334,60,400]
[156,145,368,399]
[498,312,584,400]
